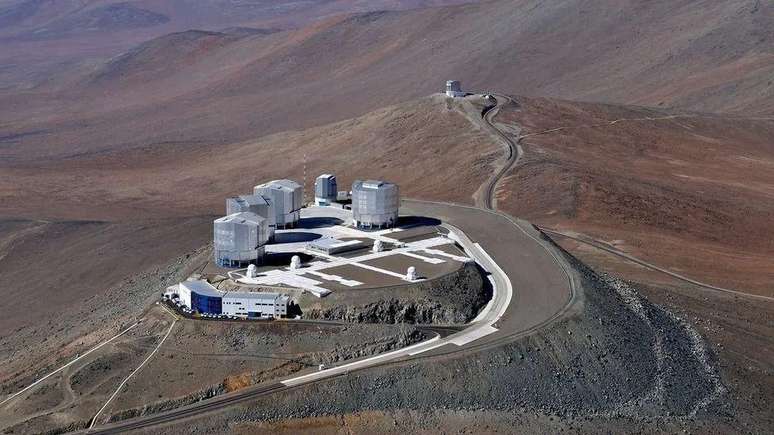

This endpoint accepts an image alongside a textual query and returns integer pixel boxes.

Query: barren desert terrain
[1,0,773,433]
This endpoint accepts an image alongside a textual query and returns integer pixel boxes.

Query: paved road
[82,221,521,434]
[402,200,579,352]
[475,94,523,210]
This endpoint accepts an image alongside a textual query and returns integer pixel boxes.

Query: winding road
[475,94,523,210]
[79,94,579,433]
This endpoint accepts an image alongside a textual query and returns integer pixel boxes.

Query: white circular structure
[406,266,417,281]
[290,255,301,270]
[372,239,383,253]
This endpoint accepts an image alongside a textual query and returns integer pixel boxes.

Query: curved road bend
[476,94,523,210]
[82,94,578,433]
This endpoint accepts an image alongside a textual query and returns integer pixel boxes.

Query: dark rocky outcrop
[304,262,488,325]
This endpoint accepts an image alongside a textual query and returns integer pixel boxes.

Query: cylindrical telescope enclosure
[351,180,399,229]
[213,212,269,267]
[314,174,337,205]
[253,179,303,228]
[226,194,276,239]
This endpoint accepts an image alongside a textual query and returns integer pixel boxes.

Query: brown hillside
[494,97,774,296]
[0,95,497,222]
[1,0,771,164]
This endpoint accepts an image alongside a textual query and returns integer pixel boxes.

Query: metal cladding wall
[226,195,276,239]
[213,212,269,267]
[253,179,303,227]
[314,174,337,203]
[221,293,289,318]
[351,180,399,228]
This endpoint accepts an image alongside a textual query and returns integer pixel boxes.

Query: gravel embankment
[303,262,488,324]
[170,252,726,431]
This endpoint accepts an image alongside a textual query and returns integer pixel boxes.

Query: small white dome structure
[290,255,301,270]
[406,266,417,281]
[246,264,257,278]
[372,239,383,253]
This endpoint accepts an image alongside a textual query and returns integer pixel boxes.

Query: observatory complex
[351,180,400,229]
[168,172,471,320]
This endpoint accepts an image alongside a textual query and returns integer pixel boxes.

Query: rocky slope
[303,262,488,325]
[154,249,728,433]
[3,0,772,163]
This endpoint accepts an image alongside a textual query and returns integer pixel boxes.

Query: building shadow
[263,252,315,267]
[287,301,303,318]
[296,217,344,229]
[272,231,322,244]
[397,215,442,228]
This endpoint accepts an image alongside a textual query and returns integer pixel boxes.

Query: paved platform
[230,206,471,297]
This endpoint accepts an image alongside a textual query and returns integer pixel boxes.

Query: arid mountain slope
[1,93,772,434]
[494,97,774,296]
[0,96,497,222]
[2,0,771,163]
[0,0,470,38]
[0,96,494,411]
[0,0,470,88]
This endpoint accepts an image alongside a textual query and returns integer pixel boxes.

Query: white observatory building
[446,80,465,97]
[213,212,270,268]
[225,194,276,240]
[314,174,337,206]
[351,180,399,229]
[253,179,303,229]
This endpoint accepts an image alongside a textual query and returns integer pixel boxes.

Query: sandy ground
[0,302,428,433]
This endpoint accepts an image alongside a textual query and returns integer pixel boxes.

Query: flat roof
[180,280,221,297]
[178,280,290,303]
[256,179,301,192]
[222,291,284,301]
[230,195,270,207]
[309,238,363,250]
[353,179,396,190]
[215,211,266,225]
